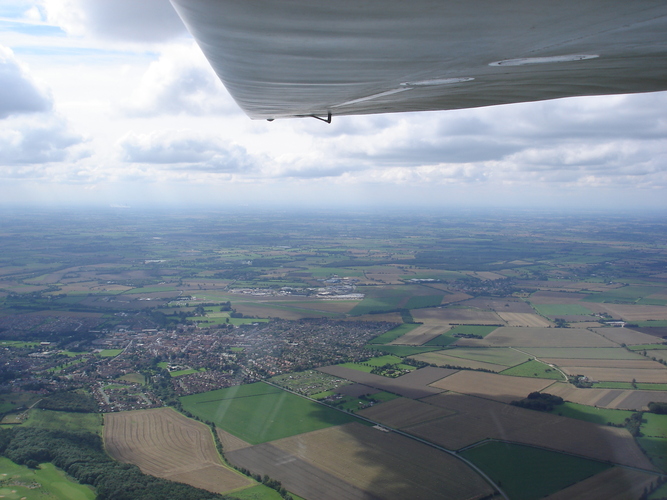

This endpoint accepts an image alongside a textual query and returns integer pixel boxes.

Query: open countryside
[1,209,667,499]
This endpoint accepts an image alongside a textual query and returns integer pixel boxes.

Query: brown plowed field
[558,366,667,383]
[411,308,503,325]
[358,397,456,428]
[104,408,251,494]
[497,312,552,327]
[547,382,667,410]
[230,422,494,500]
[429,370,556,403]
[543,467,657,500]
[456,327,616,348]
[389,324,449,345]
[411,351,507,372]
[591,327,664,346]
[412,393,655,470]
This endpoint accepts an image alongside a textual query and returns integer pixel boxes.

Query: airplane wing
[169,0,667,120]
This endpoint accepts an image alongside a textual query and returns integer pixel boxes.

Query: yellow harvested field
[217,428,252,452]
[414,393,654,470]
[497,312,552,327]
[104,408,252,494]
[544,467,657,500]
[429,370,556,403]
[542,358,664,369]
[389,324,450,345]
[270,423,494,500]
[559,366,667,383]
[597,304,667,321]
[411,351,507,372]
[591,327,664,346]
[358,397,456,428]
[412,308,503,325]
[456,327,616,348]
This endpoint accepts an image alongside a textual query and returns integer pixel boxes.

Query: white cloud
[117,130,256,173]
[120,44,238,117]
[0,114,88,172]
[0,46,52,118]
[39,0,186,42]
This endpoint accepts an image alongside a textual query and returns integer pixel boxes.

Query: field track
[227,422,494,500]
[420,393,655,469]
[104,407,251,494]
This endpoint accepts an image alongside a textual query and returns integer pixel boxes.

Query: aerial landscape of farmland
[1,208,667,499]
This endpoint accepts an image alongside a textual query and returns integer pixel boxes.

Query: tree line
[0,427,228,500]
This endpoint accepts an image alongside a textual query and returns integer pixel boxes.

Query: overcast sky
[1,0,666,211]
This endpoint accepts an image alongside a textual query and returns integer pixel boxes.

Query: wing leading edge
[170,0,667,120]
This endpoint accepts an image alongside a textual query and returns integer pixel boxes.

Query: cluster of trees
[0,427,227,500]
[511,392,564,412]
[648,402,667,414]
[37,391,97,413]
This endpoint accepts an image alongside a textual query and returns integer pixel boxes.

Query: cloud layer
[0,46,51,118]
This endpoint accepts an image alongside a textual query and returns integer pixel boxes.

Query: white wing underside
[170,0,667,120]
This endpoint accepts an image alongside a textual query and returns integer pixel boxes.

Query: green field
[637,437,667,472]
[531,303,594,316]
[368,323,420,344]
[443,347,529,367]
[404,294,444,309]
[642,413,667,439]
[98,349,123,357]
[229,484,286,500]
[23,410,103,435]
[348,285,437,316]
[635,320,667,327]
[425,326,498,347]
[423,335,459,347]
[499,360,565,380]
[627,344,667,351]
[118,372,145,384]
[0,341,39,348]
[169,367,206,377]
[521,347,644,360]
[336,355,413,373]
[549,402,635,426]
[366,345,441,356]
[0,458,96,500]
[122,286,178,294]
[460,441,611,500]
[0,392,41,414]
[449,325,498,337]
[180,382,360,444]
